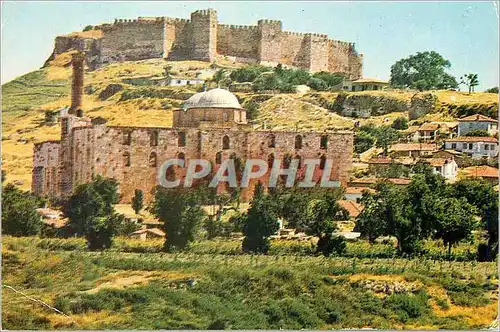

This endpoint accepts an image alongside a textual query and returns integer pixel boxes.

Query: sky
[1,1,499,90]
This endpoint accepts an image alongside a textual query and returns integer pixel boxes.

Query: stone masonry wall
[99,18,166,65]
[217,25,259,59]
[32,141,61,195]
[50,9,363,77]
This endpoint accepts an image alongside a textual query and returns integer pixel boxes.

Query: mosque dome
[184,88,242,110]
[182,91,206,110]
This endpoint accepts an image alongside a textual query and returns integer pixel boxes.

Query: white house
[457,114,498,136]
[424,158,458,180]
[444,137,498,159]
[343,78,389,92]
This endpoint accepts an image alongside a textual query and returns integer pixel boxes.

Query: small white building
[424,158,458,180]
[457,114,498,136]
[444,137,498,159]
[153,77,205,87]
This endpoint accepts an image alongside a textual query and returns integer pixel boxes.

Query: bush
[307,78,328,91]
[385,291,429,320]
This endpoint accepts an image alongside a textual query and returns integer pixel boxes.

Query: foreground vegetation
[2,236,497,330]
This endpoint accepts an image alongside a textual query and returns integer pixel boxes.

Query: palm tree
[460,73,479,94]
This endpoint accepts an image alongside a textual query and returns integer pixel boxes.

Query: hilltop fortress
[49,9,363,78]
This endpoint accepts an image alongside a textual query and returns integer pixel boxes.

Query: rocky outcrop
[409,93,438,120]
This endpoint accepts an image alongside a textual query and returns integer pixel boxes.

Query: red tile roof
[350,178,411,185]
[345,187,376,194]
[389,143,438,152]
[445,137,498,143]
[458,114,498,123]
[338,200,364,218]
[463,166,498,178]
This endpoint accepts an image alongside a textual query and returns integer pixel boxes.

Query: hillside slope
[2,52,498,190]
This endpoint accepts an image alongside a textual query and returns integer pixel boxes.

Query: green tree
[213,69,226,83]
[460,73,479,94]
[390,51,458,91]
[354,191,387,243]
[242,183,280,253]
[131,189,144,215]
[150,186,206,252]
[374,126,400,155]
[63,176,122,249]
[304,198,348,256]
[2,184,43,236]
[485,86,498,93]
[311,71,345,88]
[464,129,490,137]
[391,116,409,130]
[307,77,328,91]
[449,178,498,260]
[354,131,376,154]
[434,197,477,256]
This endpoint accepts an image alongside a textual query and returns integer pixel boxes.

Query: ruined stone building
[32,54,353,202]
[49,9,363,78]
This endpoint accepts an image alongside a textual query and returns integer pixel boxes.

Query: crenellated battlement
[52,8,362,79]
[191,9,217,17]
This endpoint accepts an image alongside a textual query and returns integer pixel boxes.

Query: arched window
[178,132,186,147]
[295,135,303,149]
[150,131,158,147]
[123,131,132,145]
[177,152,185,161]
[320,135,328,149]
[320,155,327,170]
[149,152,157,167]
[268,134,276,148]
[215,152,222,164]
[123,152,131,167]
[222,135,230,150]
[267,153,275,168]
[223,112,228,122]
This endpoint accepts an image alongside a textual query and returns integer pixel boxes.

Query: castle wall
[99,18,166,65]
[190,10,217,61]
[166,18,192,59]
[50,10,363,76]
[327,40,351,75]
[257,20,282,66]
[217,25,259,59]
[280,32,308,68]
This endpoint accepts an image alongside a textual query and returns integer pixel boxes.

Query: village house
[402,122,458,142]
[129,228,166,241]
[388,143,438,158]
[462,165,498,184]
[457,114,498,136]
[343,78,389,92]
[444,137,498,159]
[344,186,376,202]
[423,158,458,180]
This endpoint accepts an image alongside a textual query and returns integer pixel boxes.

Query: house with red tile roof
[462,165,498,183]
[457,114,498,136]
[444,136,498,159]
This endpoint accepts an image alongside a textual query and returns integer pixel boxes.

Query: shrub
[307,77,328,91]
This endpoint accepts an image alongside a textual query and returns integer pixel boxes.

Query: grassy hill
[1,52,498,189]
[2,236,498,330]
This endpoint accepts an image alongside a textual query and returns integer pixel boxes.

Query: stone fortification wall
[32,141,61,195]
[99,17,166,65]
[48,9,363,77]
[217,24,259,59]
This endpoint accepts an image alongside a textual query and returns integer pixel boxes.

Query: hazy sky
[1,1,498,90]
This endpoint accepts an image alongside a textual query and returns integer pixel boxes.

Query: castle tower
[257,19,282,66]
[190,9,218,62]
[304,33,329,73]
